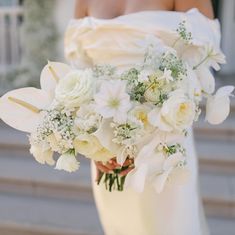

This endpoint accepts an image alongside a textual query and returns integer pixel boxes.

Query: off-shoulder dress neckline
[71,8,217,23]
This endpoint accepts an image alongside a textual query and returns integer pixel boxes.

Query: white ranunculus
[55,69,94,108]
[30,144,55,166]
[149,90,196,131]
[55,152,80,172]
[206,86,234,124]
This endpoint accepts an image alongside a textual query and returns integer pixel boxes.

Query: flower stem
[193,54,210,70]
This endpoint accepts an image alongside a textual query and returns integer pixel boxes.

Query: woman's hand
[95,157,134,181]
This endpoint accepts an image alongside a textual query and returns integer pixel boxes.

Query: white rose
[128,104,154,131]
[73,134,103,156]
[73,134,113,161]
[149,90,196,131]
[55,152,80,172]
[30,144,55,166]
[55,69,94,108]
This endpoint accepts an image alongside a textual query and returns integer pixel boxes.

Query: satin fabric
[64,8,220,235]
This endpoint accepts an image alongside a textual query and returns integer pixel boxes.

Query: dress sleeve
[187,8,221,49]
[64,19,93,69]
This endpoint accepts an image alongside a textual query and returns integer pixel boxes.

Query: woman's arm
[174,0,214,19]
[74,0,88,18]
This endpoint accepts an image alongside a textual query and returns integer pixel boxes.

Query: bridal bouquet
[0,22,234,193]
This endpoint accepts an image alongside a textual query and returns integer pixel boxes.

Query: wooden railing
[0,6,23,73]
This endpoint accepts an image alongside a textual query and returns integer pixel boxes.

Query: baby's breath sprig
[32,109,76,153]
[121,68,148,103]
[93,64,116,78]
[157,143,186,157]
[112,123,139,145]
[159,52,187,78]
[176,21,192,42]
[121,68,139,81]
[171,20,193,48]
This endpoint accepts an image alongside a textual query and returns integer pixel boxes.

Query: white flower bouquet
[0,21,234,193]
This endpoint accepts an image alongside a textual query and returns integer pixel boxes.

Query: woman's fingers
[120,166,135,176]
[95,161,111,173]
[105,161,117,170]
[122,158,134,167]
[95,157,135,175]
[109,159,121,167]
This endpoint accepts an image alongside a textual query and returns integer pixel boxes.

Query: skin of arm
[74,0,87,18]
[174,0,214,19]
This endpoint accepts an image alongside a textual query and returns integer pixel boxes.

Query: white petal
[40,62,71,96]
[215,86,235,99]
[113,111,127,124]
[136,135,161,166]
[148,108,160,127]
[196,67,215,94]
[148,108,172,132]
[115,146,126,165]
[206,95,230,125]
[93,119,120,154]
[0,88,51,132]
[153,168,172,194]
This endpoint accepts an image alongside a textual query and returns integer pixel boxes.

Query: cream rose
[55,69,94,108]
[73,134,113,161]
[73,134,103,156]
[149,90,196,131]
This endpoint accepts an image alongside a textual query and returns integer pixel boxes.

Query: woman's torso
[85,0,174,19]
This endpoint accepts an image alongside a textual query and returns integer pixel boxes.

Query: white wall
[54,0,76,61]
[220,0,235,75]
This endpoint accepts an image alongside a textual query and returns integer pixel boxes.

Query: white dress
[64,8,221,235]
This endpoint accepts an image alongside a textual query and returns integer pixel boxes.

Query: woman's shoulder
[174,0,214,19]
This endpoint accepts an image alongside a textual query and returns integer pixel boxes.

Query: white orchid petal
[196,67,215,94]
[40,61,71,96]
[136,135,161,166]
[215,86,235,99]
[206,86,234,125]
[0,88,51,132]
[206,95,230,125]
[153,168,172,194]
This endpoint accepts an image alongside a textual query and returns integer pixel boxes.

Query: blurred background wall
[0,0,234,94]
